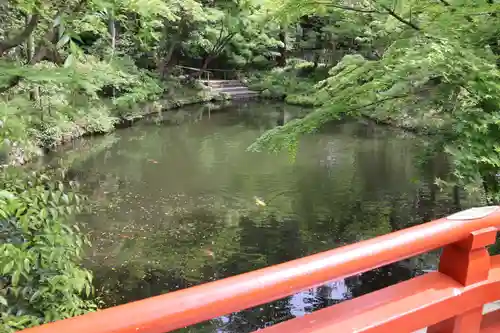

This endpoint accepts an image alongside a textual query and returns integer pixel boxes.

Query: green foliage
[0,0,231,164]
[252,0,500,202]
[1,0,383,164]
[0,169,97,332]
[0,54,152,154]
[248,59,329,105]
[1,0,307,164]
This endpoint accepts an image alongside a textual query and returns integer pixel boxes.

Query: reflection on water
[45,101,467,332]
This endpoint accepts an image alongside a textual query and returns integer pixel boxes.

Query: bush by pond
[0,169,96,332]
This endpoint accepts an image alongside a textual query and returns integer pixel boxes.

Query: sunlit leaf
[56,35,71,49]
[64,54,74,68]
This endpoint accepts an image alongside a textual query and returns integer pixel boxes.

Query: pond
[44,101,466,332]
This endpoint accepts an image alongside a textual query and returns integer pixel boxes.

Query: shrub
[0,169,97,332]
[247,60,329,102]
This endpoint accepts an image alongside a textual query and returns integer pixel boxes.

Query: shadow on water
[43,101,473,332]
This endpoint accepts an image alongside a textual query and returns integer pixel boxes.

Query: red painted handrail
[21,206,500,333]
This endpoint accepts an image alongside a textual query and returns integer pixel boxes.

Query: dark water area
[43,101,468,332]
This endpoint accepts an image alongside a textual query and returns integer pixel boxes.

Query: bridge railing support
[428,226,497,333]
[19,206,500,333]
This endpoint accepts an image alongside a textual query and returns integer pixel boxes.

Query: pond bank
[247,65,447,135]
[1,86,232,167]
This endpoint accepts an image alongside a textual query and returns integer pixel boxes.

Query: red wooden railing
[21,206,500,333]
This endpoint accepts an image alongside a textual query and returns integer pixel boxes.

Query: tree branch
[0,13,40,56]
[379,3,421,31]
[436,0,474,22]
[437,0,451,6]
[214,33,235,55]
[314,2,382,14]
[0,1,88,94]
[348,93,411,113]
[316,0,420,30]
[211,21,226,54]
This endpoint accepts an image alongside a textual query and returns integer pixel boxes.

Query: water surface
[46,101,463,332]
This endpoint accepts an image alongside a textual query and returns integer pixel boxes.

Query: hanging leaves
[250,0,500,201]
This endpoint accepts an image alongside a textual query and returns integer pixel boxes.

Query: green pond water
[44,101,465,332]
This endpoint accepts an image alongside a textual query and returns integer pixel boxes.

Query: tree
[250,0,500,202]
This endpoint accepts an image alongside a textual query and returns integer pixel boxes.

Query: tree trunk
[26,15,40,102]
[277,27,287,67]
[453,185,461,210]
[160,41,177,77]
[0,12,40,56]
[201,55,214,70]
[109,17,116,60]
[313,53,320,68]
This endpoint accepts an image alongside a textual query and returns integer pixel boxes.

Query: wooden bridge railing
[175,65,242,81]
[21,206,500,333]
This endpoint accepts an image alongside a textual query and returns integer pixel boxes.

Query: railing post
[428,226,497,333]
